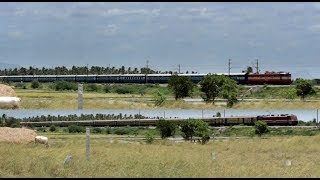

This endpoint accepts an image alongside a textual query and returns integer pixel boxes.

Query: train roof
[250,72,291,75]
[146,73,247,76]
[0,73,248,77]
[257,114,295,117]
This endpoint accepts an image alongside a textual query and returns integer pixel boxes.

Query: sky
[1,2,320,79]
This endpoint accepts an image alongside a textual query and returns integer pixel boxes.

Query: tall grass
[1,134,320,177]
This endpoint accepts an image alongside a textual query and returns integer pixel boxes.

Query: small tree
[156,119,177,139]
[31,80,40,89]
[255,121,269,136]
[200,74,239,107]
[180,119,210,144]
[145,131,155,144]
[168,75,194,100]
[153,90,166,106]
[49,125,56,132]
[295,78,316,100]
[220,78,239,107]
[199,74,222,102]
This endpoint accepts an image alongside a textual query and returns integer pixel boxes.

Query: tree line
[0,65,200,75]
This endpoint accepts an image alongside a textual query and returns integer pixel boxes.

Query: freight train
[0,72,292,85]
[20,114,298,127]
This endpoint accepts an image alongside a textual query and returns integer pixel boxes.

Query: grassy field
[6,83,320,109]
[14,89,320,110]
[3,83,320,177]
[1,132,320,178]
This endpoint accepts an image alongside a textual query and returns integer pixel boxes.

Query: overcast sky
[1,2,320,79]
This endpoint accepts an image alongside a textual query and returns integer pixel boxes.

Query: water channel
[0,109,317,122]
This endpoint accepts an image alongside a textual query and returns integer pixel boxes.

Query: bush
[255,121,269,136]
[156,119,177,138]
[31,80,40,89]
[91,127,104,134]
[85,84,99,92]
[68,124,86,133]
[55,81,78,91]
[10,123,21,128]
[105,126,112,134]
[49,125,56,132]
[104,85,111,93]
[153,91,166,106]
[180,119,210,144]
[114,127,130,135]
[15,82,27,89]
[36,127,47,132]
[114,85,134,94]
[145,131,155,144]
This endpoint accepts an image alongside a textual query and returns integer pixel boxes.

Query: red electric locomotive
[247,71,292,85]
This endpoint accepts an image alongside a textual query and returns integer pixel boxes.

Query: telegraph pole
[178,64,180,74]
[146,60,149,69]
[86,63,89,76]
[145,59,149,83]
[228,59,231,76]
[256,59,259,74]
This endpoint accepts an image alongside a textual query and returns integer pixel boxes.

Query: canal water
[0,109,317,122]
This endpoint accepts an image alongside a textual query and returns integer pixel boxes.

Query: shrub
[156,119,177,138]
[85,84,99,92]
[36,127,47,132]
[15,82,27,89]
[68,124,85,133]
[180,119,210,144]
[104,85,111,93]
[114,127,130,135]
[105,126,112,134]
[114,85,134,94]
[153,91,166,106]
[255,121,269,136]
[145,131,155,144]
[91,127,104,134]
[10,123,21,128]
[31,80,40,89]
[49,125,56,132]
[55,81,78,91]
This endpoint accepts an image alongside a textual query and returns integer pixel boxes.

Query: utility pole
[178,64,180,74]
[228,59,231,76]
[146,60,149,69]
[145,59,149,83]
[317,109,319,128]
[86,63,89,76]
[256,59,259,74]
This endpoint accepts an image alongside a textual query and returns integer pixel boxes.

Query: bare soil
[0,84,17,97]
[0,127,37,144]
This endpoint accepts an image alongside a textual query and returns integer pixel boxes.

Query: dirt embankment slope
[0,127,37,144]
[0,84,17,97]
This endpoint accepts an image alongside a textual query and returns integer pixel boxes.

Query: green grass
[213,126,320,137]
[244,86,320,99]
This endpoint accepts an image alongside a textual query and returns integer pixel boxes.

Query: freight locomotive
[0,71,292,85]
[20,114,298,127]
